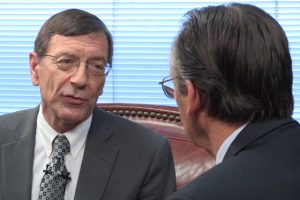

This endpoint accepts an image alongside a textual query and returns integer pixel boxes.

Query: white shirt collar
[215,123,248,164]
[37,105,92,158]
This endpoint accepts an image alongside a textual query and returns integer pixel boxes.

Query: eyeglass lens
[163,85,175,99]
[160,76,175,99]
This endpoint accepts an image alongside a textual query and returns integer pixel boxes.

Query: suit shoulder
[0,108,36,124]
[168,162,245,200]
[94,107,168,142]
[0,108,38,141]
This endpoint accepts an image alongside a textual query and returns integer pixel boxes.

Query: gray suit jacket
[0,106,176,200]
[167,118,300,200]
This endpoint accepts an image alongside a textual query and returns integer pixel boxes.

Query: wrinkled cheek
[47,77,56,93]
[97,79,106,96]
[40,77,58,102]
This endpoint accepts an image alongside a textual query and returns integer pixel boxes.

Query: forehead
[46,32,109,58]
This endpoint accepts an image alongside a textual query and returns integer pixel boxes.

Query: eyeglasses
[159,76,175,99]
[42,54,111,76]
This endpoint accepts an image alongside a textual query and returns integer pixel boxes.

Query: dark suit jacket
[0,106,176,200]
[167,118,300,200]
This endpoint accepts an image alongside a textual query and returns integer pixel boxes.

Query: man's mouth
[63,95,86,105]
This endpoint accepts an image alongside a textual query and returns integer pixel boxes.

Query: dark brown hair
[34,9,113,66]
[173,3,293,123]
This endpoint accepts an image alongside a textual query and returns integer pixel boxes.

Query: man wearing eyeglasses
[0,9,176,200]
[162,3,300,200]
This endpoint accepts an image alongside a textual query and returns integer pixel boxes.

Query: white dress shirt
[31,107,92,200]
[215,123,248,164]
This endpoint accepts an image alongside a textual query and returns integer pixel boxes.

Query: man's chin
[59,109,91,124]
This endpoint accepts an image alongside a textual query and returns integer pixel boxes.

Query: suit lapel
[74,108,119,200]
[2,108,38,199]
[224,118,297,160]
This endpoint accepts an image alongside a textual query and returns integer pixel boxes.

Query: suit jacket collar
[2,106,119,200]
[223,118,297,161]
[2,107,38,199]
[74,108,120,200]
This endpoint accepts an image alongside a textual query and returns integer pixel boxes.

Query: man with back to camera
[0,9,176,200]
[159,3,300,200]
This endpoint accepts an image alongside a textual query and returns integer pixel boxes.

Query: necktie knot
[53,134,70,157]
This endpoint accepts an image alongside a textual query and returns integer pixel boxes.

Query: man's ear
[185,80,201,117]
[29,52,40,86]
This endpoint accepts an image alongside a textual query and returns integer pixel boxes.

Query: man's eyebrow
[53,53,107,61]
[88,56,107,62]
[54,52,76,57]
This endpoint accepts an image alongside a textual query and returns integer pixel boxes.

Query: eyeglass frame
[42,54,111,76]
[159,76,175,99]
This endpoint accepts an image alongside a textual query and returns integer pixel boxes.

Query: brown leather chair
[97,103,215,189]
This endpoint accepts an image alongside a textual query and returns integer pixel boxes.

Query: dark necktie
[38,134,71,200]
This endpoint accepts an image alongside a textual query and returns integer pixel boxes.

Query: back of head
[34,9,113,65]
[173,3,293,123]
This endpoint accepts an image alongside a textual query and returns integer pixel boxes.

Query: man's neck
[196,115,243,157]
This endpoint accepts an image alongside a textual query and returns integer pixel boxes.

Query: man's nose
[70,62,88,88]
